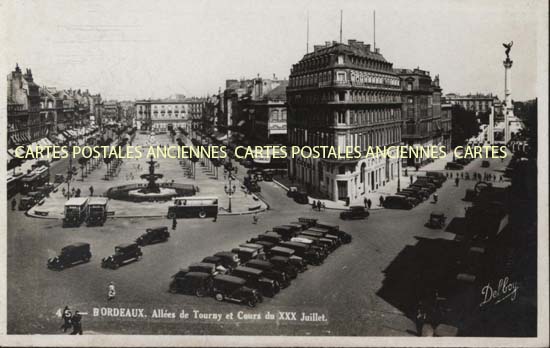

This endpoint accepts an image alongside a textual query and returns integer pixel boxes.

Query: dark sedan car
[340,206,370,220]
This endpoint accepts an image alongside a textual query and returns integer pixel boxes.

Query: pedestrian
[433,193,438,203]
[62,187,66,198]
[172,217,177,230]
[321,202,326,210]
[70,311,83,335]
[75,188,81,198]
[11,198,16,211]
[71,187,75,196]
[364,197,368,209]
[410,175,413,184]
[317,200,322,211]
[455,177,459,187]
[60,305,72,332]
[252,213,258,224]
[404,168,408,177]
[108,282,116,301]
[379,195,385,207]
[367,199,372,210]
[89,186,94,197]
[450,172,453,178]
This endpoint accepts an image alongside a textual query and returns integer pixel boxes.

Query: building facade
[134,96,205,133]
[287,40,402,202]
[395,68,449,166]
[444,93,501,116]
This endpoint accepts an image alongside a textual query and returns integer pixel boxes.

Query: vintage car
[290,237,328,257]
[445,162,464,170]
[426,171,447,182]
[245,259,291,288]
[411,181,436,194]
[405,186,431,200]
[135,226,170,246]
[231,247,261,263]
[246,239,276,250]
[309,220,352,244]
[295,234,335,253]
[211,275,263,307]
[188,262,220,276]
[47,242,92,270]
[267,256,299,279]
[427,211,447,229]
[399,189,426,202]
[101,243,143,269]
[286,186,299,198]
[272,225,300,241]
[278,241,323,265]
[383,195,414,210]
[255,232,283,244]
[300,230,341,251]
[293,191,309,204]
[417,176,443,188]
[243,177,261,193]
[18,196,37,211]
[201,256,229,274]
[169,270,212,297]
[267,247,308,272]
[340,206,370,220]
[230,266,280,297]
[213,251,241,270]
[54,174,65,183]
[395,192,421,206]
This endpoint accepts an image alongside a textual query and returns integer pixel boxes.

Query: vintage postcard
[0,0,548,346]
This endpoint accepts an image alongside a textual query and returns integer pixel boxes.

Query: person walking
[433,193,438,203]
[317,200,322,211]
[455,177,459,187]
[416,301,428,337]
[172,217,177,231]
[379,195,385,207]
[364,197,368,209]
[367,198,372,210]
[89,186,94,197]
[410,175,414,184]
[252,213,259,224]
[11,198,16,211]
[108,282,116,301]
[70,311,83,335]
[60,306,72,333]
[75,188,81,198]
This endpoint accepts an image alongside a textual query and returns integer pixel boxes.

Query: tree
[451,105,478,148]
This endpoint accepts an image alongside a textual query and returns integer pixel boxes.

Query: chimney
[325,41,331,47]
[273,73,277,80]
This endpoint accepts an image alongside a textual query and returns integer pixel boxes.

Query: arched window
[360,163,366,183]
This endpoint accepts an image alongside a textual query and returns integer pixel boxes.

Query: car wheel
[169,286,178,294]
[247,299,257,308]
[198,210,207,219]
[195,288,205,297]
[214,293,224,302]
[167,212,176,219]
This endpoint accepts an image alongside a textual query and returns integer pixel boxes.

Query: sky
[2,0,542,101]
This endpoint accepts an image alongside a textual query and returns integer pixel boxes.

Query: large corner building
[287,40,402,202]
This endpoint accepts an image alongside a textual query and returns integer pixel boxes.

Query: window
[408,97,413,104]
[338,92,346,102]
[337,55,344,64]
[337,72,346,81]
[337,112,346,124]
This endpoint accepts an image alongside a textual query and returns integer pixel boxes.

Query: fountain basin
[105,183,198,202]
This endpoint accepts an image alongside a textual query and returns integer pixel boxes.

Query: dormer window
[337,55,344,65]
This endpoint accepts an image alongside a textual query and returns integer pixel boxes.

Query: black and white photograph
[0,0,548,346]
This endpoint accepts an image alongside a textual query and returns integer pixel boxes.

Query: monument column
[502,41,514,144]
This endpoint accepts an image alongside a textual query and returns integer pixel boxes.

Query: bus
[7,174,22,198]
[63,197,89,227]
[167,196,218,219]
[20,165,50,194]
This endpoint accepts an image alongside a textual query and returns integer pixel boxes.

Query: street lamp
[224,159,237,213]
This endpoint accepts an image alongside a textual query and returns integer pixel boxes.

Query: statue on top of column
[502,41,513,60]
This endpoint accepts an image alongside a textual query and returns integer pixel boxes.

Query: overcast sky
[3,0,542,101]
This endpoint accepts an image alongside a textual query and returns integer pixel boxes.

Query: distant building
[444,93,501,116]
[134,96,205,133]
[394,68,450,166]
[103,100,122,125]
[7,65,45,146]
[287,39,402,202]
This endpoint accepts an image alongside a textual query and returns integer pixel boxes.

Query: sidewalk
[27,133,267,219]
[273,150,511,211]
